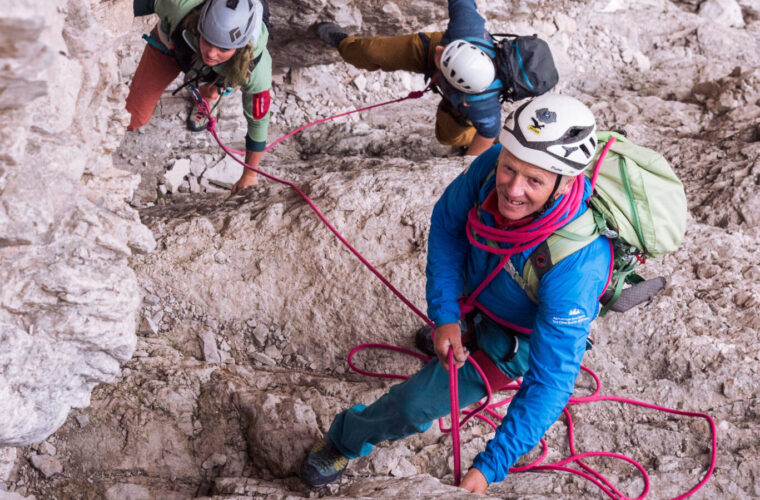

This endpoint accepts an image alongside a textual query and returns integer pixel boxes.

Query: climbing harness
[190,89,716,498]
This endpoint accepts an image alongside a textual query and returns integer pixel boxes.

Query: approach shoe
[186,107,209,132]
[299,439,349,487]
[315,22,348,48]
[414,325,435,357]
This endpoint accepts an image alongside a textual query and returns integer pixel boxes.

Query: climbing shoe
[299,438,349,487]
[186,107,209,132]
[315,22,348,48]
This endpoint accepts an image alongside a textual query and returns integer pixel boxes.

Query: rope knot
[458,300,475,317]
[206,115,217,132]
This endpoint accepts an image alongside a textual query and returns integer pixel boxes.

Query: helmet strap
[531,174,563,219]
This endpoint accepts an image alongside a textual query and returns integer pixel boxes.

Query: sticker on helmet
[535,108,557,124]
[529,117,546,134]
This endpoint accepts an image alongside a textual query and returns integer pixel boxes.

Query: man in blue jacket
[314,0,511,156]
[300,94,611,492]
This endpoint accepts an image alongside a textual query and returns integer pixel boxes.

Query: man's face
[495,148,570,220]
[199,35,237,66]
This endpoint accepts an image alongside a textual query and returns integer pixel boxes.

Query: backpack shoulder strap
[521,209,600,303]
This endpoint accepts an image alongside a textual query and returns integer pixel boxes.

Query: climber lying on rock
[299,95,613,492]
[314,0,557,156]
[127,0,273,193]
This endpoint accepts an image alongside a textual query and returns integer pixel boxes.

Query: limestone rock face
[3,0,760,499]
[0,0,155,447]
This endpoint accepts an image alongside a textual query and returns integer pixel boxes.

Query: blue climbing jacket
[437,0,503,139]
[426,145,612,484]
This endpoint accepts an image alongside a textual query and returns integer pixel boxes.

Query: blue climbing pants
[327,315,530,458]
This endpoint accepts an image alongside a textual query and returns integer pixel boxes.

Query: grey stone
[699,0,744,27]
[104,484,150,500]
[203,155,243,189]
[29,454,62,478]
[201,453,227,470]
[249,352,276,366]
[0,448,16,483]
[143,294,160,305]
[75,414,90,428]
[198,330,221,364]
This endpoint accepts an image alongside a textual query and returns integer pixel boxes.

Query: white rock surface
[4,0,760,499]
[203,155,244,189]
[163,159,191,193]
[0,0,155,447]
[0,448,16,483]
[699,0,745,27]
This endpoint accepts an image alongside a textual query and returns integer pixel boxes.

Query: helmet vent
[579,143,590,157]
[567,127,585,139]
[246,12,254,31]
[450,70,456,78]
[590,136,597,149]
[226,0,239,9]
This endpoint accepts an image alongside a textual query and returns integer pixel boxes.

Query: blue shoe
[299,439,349,487]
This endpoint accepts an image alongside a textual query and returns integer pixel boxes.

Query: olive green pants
[337,32,477,147]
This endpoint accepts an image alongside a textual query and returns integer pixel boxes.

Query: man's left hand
[460,468,488,493]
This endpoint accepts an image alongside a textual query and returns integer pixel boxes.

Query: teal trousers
[328,315,530,458]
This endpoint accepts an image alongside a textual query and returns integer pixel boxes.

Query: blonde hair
[183,10,255,89]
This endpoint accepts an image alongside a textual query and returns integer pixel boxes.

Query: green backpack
[496,131,687,315]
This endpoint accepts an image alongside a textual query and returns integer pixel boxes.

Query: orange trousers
[126,43,218,131]
[337,32,476,147]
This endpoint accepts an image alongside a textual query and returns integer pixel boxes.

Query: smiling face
[199,35,237,66]
[495,148,572,220]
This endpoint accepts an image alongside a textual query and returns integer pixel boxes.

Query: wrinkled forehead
[498,147,558,181]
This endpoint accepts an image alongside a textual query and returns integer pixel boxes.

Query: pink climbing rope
[191,91,716,498]
[192,87,434,325]
[207,82,433,156]
[351,346,717,499]
[591,136,617,190]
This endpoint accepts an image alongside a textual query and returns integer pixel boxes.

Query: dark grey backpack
[473,34,559,102]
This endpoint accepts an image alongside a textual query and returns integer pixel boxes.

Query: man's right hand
[433,322,468,371]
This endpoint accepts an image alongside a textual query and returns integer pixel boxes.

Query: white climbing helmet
[440,40,496,94]
[199,0,263,50]
[500,94,597,176]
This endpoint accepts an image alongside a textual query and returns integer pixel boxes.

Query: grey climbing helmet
[199,0,263,50]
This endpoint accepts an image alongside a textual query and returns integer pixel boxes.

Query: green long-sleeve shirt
[154,0,272,151]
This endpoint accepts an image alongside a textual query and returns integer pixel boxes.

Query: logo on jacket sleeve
[552,308,589,325]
